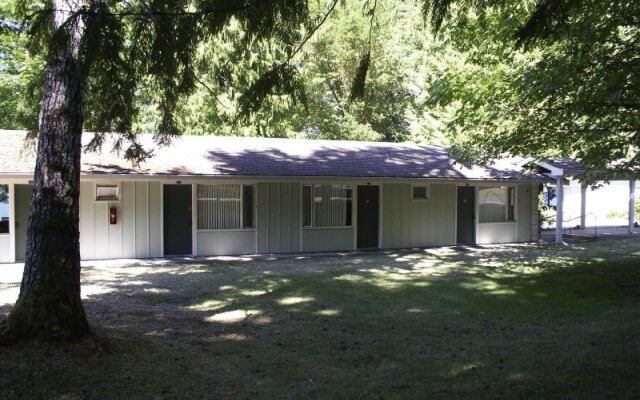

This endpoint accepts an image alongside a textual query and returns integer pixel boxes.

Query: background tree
[2,0,458,143]
[424,0,640,178]
[143,0,457,143]
[0,2,43,130]
[2,0,313,340]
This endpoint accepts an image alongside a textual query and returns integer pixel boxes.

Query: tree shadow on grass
[1,238,639,399]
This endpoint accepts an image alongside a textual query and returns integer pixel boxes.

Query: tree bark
[5,1,90,339]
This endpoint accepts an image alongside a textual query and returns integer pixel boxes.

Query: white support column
[629,179,635,235]
[555,176,564,244]
[580,183,587,229]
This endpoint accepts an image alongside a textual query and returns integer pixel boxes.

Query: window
[0,185,9,234]
[96,185,119,200]
[197,184,255,230]
[412,185,429,200]
[303,185,352,227]
[479,186,515,223]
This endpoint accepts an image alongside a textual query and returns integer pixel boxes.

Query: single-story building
[0,130,548,263]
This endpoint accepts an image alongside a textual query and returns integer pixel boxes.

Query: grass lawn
[1,238,639,399]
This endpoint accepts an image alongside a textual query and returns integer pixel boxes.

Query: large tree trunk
[5,1,90,338]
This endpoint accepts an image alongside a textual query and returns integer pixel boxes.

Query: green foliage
[130,0,457,143]
[606,198,640,221]
[295,0,456,143]
[429,0,640,178]
[2,0,313,162]
[0,0,459,145]
[0,184,8,203]
[0,1,44,131]
[4,0,635,170]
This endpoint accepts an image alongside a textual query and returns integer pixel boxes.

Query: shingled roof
[541,158,585,172]
[0,130,547,181]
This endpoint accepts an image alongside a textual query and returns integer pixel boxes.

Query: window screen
[197,184,241,229]
[303,185,352,227]
[198,184,255,230]
[479,187,515,223]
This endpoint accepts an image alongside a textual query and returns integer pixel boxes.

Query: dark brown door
[163,185,192,255]
[457,186,475,244]
[357,185,379,249]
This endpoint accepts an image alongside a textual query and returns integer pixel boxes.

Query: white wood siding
[477,223,518,244]
[197,230,255,256]
[257,182,302,253]
[0,235,11,263]
[79,180,162,260]
[1,178,541,263]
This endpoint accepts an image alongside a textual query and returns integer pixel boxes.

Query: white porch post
[580,183,587,229]
[629,179,635,235]
[555,176,564,244]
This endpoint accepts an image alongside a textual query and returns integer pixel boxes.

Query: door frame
[356,184,381,249]
[162,183,193,256]
[455,185,476,245]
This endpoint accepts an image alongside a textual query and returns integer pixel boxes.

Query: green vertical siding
[381,183,456,248]
[79,181,94,259]
[257,182,269,253]
[121,181,136,258]
[257,182,302,253]
[197,231,255,255]
[517,184,533,242]
[148,182,162,257]
[134,182,149,258]
[301,228,354,252]
[530,184,540,242]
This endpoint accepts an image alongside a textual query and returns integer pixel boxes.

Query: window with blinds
[303,185,352,227]
[197,184,255,230]
[479,186,515,223]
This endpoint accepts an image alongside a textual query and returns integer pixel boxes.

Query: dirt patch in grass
[1,239,640,399]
